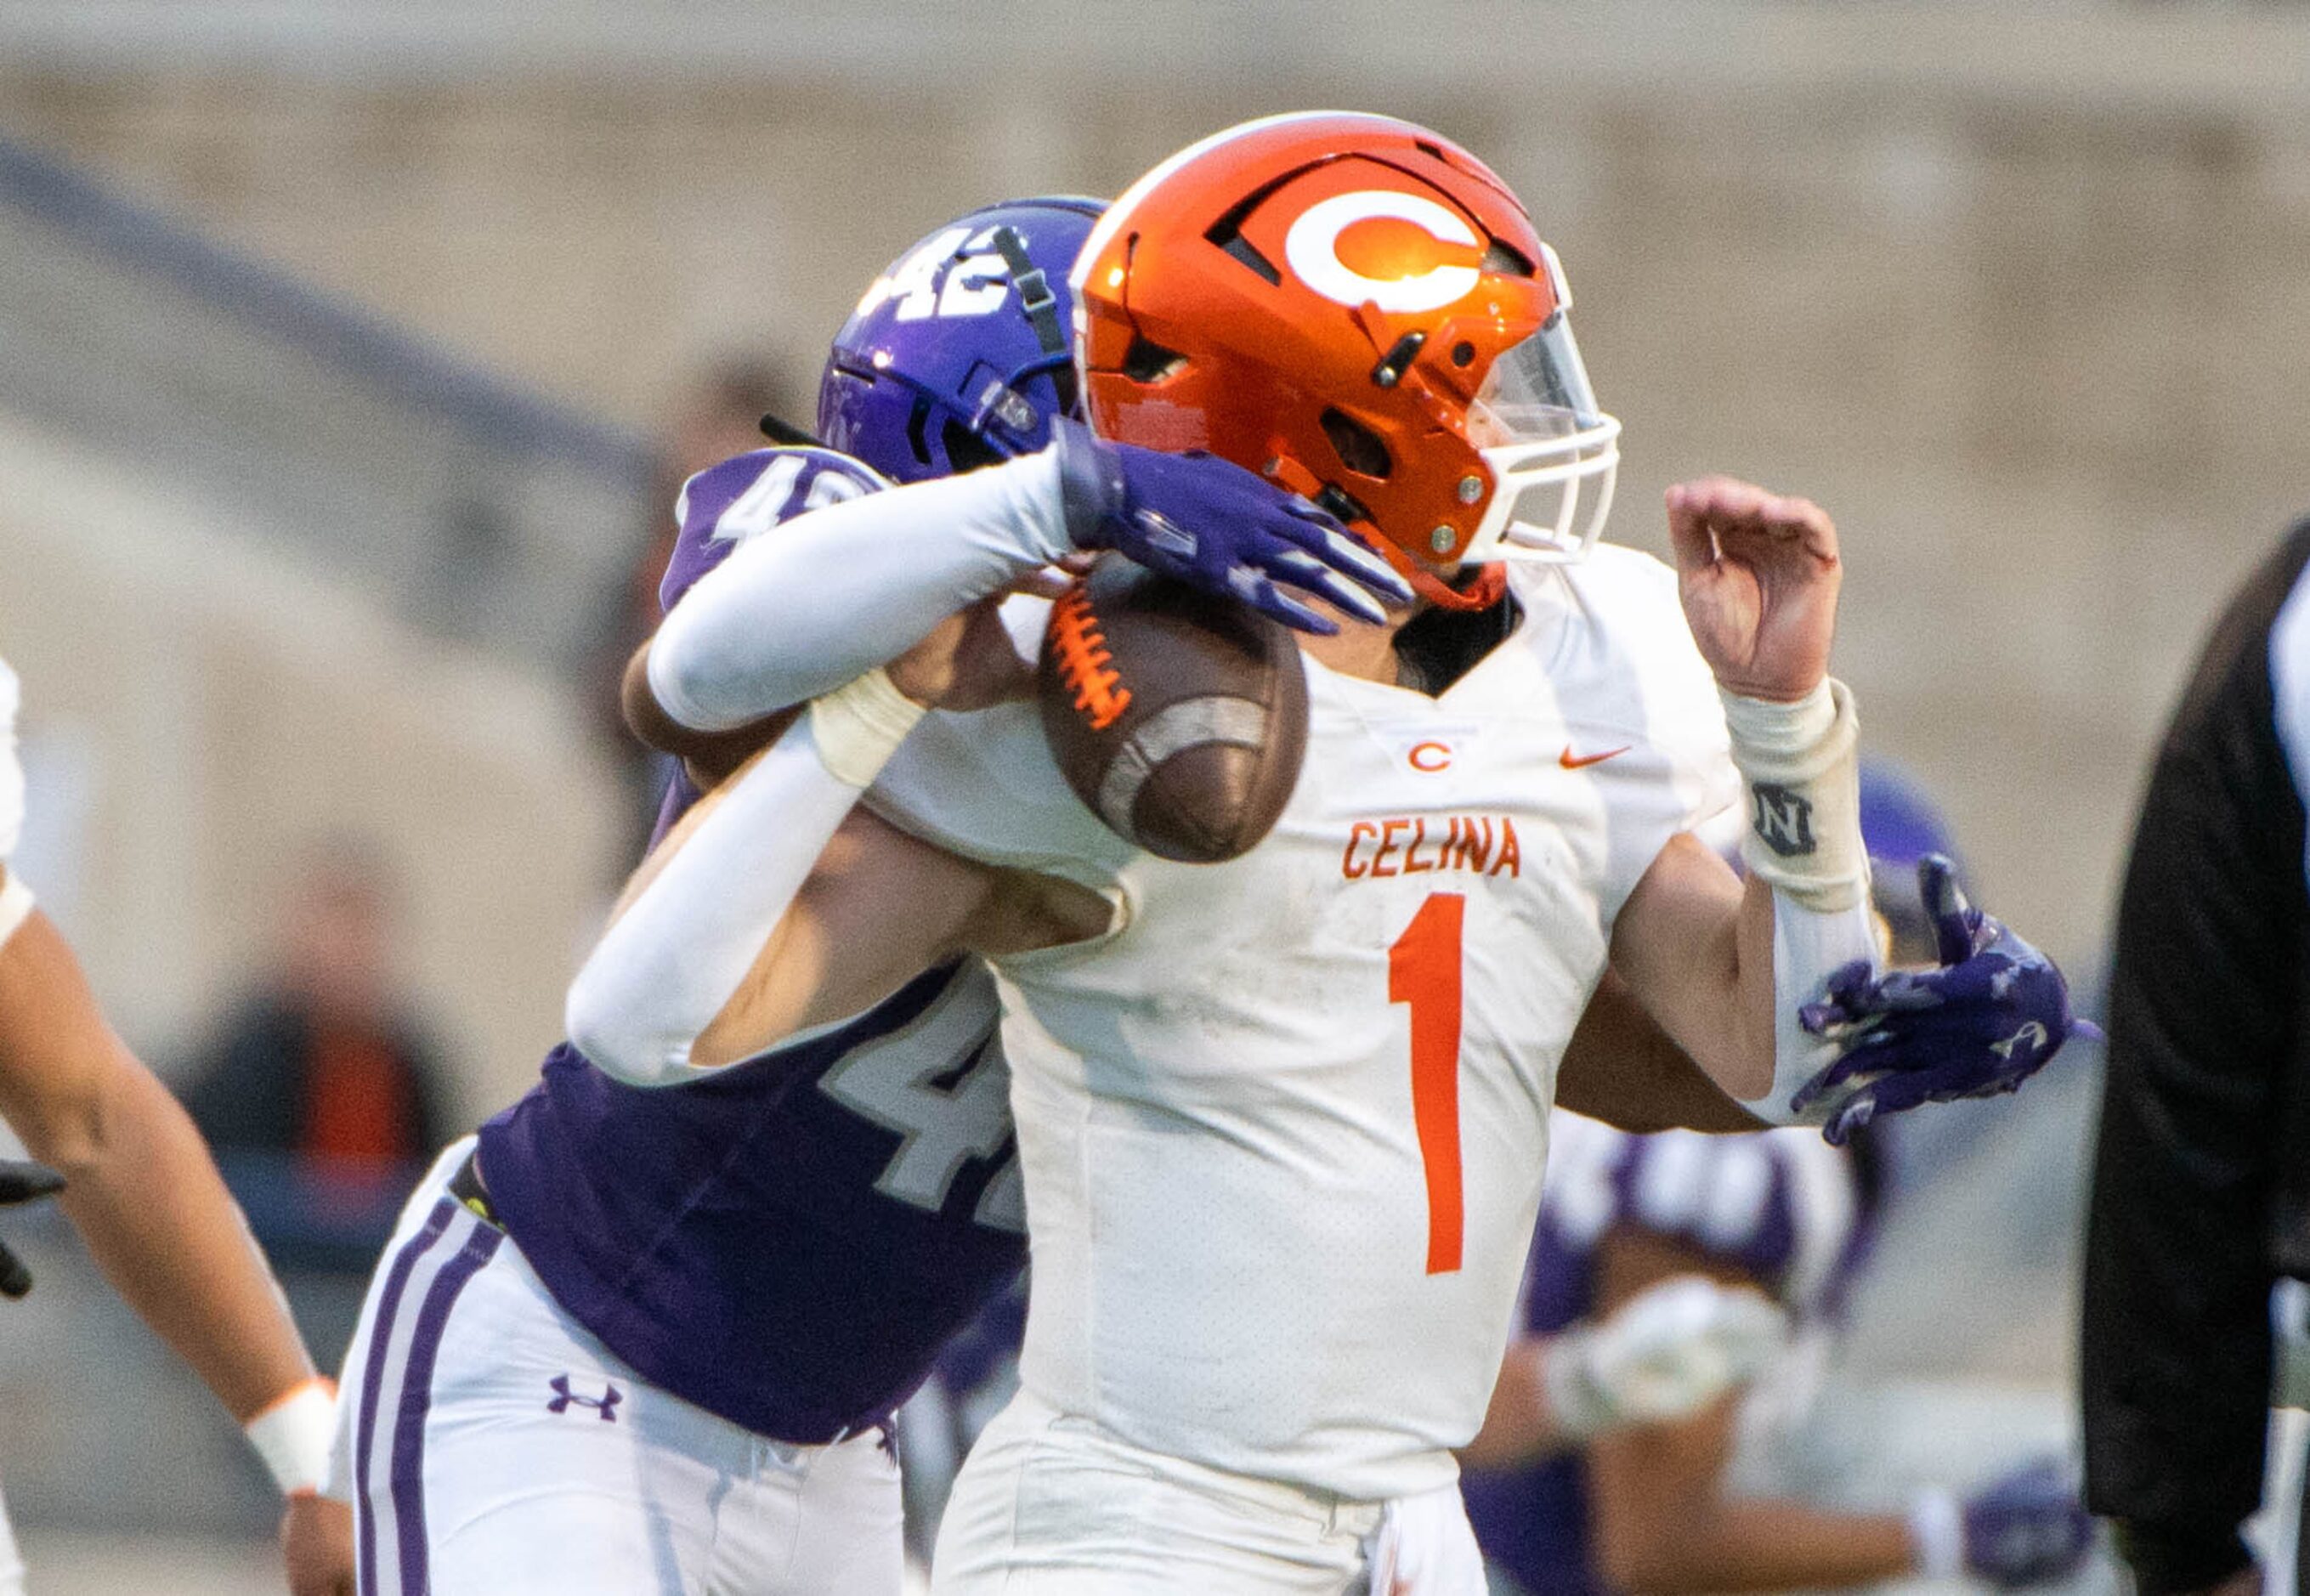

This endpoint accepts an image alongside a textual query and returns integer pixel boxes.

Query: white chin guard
[1458,413,1621,566]
[1454,303,1621,566]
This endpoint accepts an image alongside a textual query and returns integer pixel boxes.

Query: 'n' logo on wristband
[1751,783,1816,857]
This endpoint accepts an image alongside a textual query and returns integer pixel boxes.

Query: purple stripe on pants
[356,1200,457,1596]
[389,1219,501,1594]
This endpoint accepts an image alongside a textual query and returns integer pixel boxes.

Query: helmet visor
[1460,314,1619,564]
[1468,312,1603,437]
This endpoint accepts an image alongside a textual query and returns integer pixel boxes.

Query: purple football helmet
[818,196,1105,484]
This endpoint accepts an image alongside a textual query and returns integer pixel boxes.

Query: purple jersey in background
[476,446,1028,1442]
[1462,1111,1878,1596]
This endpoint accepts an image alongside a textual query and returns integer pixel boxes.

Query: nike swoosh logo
[1560,744,1631,770]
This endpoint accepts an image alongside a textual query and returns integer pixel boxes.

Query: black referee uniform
[2084,516,2310,1593]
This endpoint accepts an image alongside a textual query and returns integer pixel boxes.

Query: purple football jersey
[1462,1112,1875,1595]
[477,446,1026,1443]
[658,446,884,614]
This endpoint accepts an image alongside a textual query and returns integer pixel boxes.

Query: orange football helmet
[1069,111,1619,611]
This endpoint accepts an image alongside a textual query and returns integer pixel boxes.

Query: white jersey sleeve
[1524,548,1741,923]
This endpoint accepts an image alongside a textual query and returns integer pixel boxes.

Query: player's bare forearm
[0,902,314,1420]
[1557,968,1765,1134]
[1655,476,1886,1123]
[1609,837,1778,1103]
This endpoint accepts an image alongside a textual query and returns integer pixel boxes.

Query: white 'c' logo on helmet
[1282,191,1481,314]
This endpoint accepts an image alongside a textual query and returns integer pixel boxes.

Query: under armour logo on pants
[546,1374,622,1421]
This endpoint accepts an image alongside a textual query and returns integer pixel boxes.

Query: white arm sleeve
[565,711,886,1087]
[648,447,1073,732]
[1747,889,1883,1123]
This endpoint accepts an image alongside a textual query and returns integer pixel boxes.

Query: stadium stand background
[2,1,2307,1588]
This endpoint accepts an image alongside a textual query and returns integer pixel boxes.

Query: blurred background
[1,0,2306,1588]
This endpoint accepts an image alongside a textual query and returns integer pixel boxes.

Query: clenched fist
[1666,477,1841,703]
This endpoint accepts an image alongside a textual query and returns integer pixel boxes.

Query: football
[1038,557,1311,863]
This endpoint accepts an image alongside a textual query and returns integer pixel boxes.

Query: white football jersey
[868,547,1737,1501]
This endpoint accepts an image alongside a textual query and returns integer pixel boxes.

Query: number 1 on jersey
[1390,892,1465,1275]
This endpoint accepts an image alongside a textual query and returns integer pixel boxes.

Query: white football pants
[931,1388,1484,1595]
[333,1140,903,1596]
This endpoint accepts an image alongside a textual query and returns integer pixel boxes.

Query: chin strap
[1361,524,1506,613]
[990,225,1078,417]
[1293,466,1511,614]
[1413,560,1507,612]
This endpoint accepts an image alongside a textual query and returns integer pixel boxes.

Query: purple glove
[1961,1461,2096,1588]
[1052,417,1411,635]
[1791,855,2098,1146]
[0,1157,64,1299]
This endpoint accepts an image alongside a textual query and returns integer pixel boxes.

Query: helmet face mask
[820,197,1104,485]
[1458,310,1621,564]
[1071,113,1619,606]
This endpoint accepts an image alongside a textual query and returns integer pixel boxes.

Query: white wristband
[1720,679,1867,913]
[1908,1486,1967,1581]
[807,668,928,788]
[246,1376,337,1497]
[0,873,32,952]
